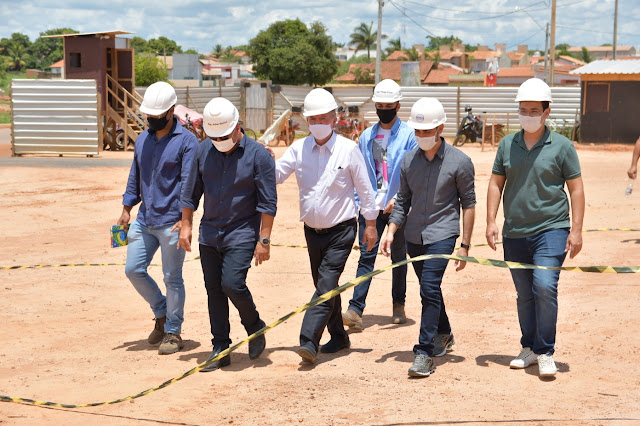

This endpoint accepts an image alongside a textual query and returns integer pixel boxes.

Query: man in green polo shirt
[486,78,585,378]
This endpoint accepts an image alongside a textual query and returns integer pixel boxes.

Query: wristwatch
[259,237,271,246]
[460,243,471,250]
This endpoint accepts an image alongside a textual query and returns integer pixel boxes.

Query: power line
[506,28,546,50]
[557,25,640,37]
[400,0,545,14]
[389,0,546,22]
[387,0,438,36]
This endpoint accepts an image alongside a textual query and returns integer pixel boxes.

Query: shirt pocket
[330,168,351,190]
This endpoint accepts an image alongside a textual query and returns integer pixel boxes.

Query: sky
[1,0,638,55]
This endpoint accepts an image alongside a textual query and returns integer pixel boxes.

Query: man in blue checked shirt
[178,97,277,372]
[117,82,199,356]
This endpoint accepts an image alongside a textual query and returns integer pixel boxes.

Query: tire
[453,134,466,147]
[244,128,257,140]
[114,130,126,150]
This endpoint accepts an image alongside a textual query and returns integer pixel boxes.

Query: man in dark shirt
[118,81,199,355]
[381,98,476,378]
[179,97,277,372]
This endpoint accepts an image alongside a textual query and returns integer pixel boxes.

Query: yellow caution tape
[1,252,638,408]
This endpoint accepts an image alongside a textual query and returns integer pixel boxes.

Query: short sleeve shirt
[492,128,581,238]
[373,127,391,209]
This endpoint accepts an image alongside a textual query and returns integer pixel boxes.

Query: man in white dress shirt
[276,88,379,364]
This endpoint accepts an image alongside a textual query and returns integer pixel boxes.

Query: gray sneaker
[408,353,435,377]
[433,332,455,357]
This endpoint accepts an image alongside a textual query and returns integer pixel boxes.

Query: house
[496,66,534,86]
[567,45,637,60]
[49,59,64,77]
[334,60,434,84]
[424,44,467,69]
[334,46,359,61]
[571,59,640,143]
[556,55,585,67]
[468,46,501,73]
[423,68,461,86]
[533,63,580,86]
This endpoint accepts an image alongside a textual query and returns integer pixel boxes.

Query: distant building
[49,59,64,77]
[334,60,434,84]
[567,45,636,60]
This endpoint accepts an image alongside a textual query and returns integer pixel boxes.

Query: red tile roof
[335,60,434,83]
[50,59,64,68]
[497,67,534,78]
[423,69,461,84]
[468,50,501,60]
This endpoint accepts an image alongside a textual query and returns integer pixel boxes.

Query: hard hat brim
[139,101,176,116]
[407,117,446,130]
[203,120,238,138]
[302,107,337,118]
[371,95,403,103]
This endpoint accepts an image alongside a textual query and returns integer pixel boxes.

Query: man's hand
[454,247,468,271]
[116,210,130,228]
[362,225,378,252]
[172,221,192,252]
[254,242,270,266]
[485,222,499,251]
[383,198,395,214]
[380,232,394,257]
[628,165,637,180]
[565,229,582,259]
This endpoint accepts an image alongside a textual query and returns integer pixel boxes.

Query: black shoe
[297,342,317,364]
[201,347,231,373]
[408,353,435,377]
[248,321,266,360]
[320,335,351,354]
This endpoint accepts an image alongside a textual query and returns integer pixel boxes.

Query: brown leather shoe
[392,303,407,324]
[342,309,363,330]
[158,333,184,355]
[148,316,166,344]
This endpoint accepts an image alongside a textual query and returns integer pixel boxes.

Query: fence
[11,79,100,156]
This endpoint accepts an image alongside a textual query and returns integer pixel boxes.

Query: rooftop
[43,30,133,39]
[571,59,640,75]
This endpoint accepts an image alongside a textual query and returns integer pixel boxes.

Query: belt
[304,218,357,234]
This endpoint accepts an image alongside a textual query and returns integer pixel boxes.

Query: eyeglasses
[518,109,543,117]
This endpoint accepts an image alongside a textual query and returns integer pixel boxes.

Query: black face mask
[147,112,170,131]
[376,107,397,124]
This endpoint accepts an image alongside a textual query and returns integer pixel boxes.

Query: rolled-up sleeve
[181,147,203,211]
[457,156,477,210]
[179,134,200,205]
[122,149,141,207]
[254,148,278,216]
[350,145,378,221]
[389,159,411,226]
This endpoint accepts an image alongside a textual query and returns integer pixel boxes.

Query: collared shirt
[275,132,378,229]
[181,135,277,248]
[492,127,581,238]
[359,118,417,207]
[390,139,476,245]
[123,120,199,228]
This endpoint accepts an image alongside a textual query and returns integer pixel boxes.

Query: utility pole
[543,22,549,84]
[613,0,618,59]
[375,0,383,84]
[549,0,556,87]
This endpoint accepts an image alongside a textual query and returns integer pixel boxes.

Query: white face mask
[417,134,438,151]
[309,124,333,141]
[519,114,544,133]
[212,135,236,152]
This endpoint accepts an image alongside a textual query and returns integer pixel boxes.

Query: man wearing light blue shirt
[343,79,417,330]
[117,82,199,356]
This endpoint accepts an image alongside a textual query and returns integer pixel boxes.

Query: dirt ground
[1,142,639,426]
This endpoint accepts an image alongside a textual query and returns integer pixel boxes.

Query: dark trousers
[407,237,457,356]
[199,242,263,349]
[349,212,407,315]
[300,221,357,351]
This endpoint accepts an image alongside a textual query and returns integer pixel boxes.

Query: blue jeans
[349,212,407,315]
[199,242,263,349]
[407,237,457,356]
[503,228,569,355]
[125,220,186,335]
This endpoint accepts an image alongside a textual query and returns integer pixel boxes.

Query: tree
[555,43,573,58]
[349,22,385,63]
[134,54,170,86]
[353,67,374,84]
[403,47,421,61]
[580,47,593,63]
[426,35,462,51]
[212,44,223,59]
[185,49,198,54]
[247,19,339,86]
[5,42,29,71]
[385,37,402,57]
[28,28,77,69]
[220,48,239,63]
[130,37,149,54]
[147,37,182,56]
[0,33,31,52]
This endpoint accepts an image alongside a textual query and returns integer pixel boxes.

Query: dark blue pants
[200,242,263,349]
[407,237,457,356]
[300,222,356,351]
[348,212,407,315]
[503,228,569,355]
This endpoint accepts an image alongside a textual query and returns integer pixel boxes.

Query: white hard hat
[139,81,177,116]
[407,97,447,130]
[203,97,239,137]
[515,78,553,103]
[372,79,403,103]
[303,88,338,117]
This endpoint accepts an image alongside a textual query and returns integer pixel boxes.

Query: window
[69,53,82,68]
[584,82,609,113]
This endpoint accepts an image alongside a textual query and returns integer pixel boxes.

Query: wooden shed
[44,30,143,149]
[571,59,640,143]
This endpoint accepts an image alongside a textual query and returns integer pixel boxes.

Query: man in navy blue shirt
[118,82,199,355]
[179,97,277,372]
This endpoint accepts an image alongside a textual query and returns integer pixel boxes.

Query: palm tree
[580,47,593,63]
[6,42,28,72]
[403,47,421,61]
[212,44,223,59]
[385,37,402,57]
[349,22,386,63]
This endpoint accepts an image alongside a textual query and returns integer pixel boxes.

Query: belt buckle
[315,227,329,234]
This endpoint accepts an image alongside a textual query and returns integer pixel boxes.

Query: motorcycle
[453,104,483,147]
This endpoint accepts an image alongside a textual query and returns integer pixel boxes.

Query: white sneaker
[538,354,557,377]
[509,347,538,369]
